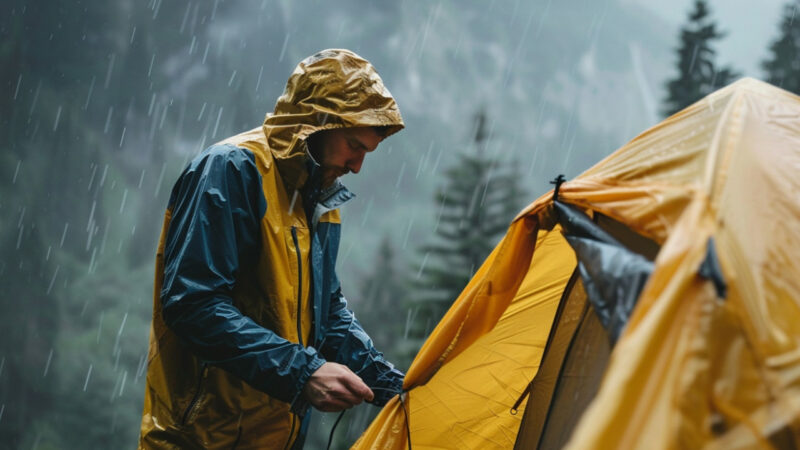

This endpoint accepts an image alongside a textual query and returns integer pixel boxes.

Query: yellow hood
[262,48,404,189]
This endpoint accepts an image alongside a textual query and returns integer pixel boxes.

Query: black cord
[324,388,407,450]
[326,410,347,450]
[399,391,412,450]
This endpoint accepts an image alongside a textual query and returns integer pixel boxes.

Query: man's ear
[306,131,325,159]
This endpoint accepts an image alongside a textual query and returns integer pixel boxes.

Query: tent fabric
[355,227,576,448]
[353,78,800,448]
[555,200,655,344]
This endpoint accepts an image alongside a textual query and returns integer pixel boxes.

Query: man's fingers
[304,362,375,412]
[330,382,363,405]
[317,396,352,412]
[339,370,374,402]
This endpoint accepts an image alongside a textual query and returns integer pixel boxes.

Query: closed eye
[347,138,367,152]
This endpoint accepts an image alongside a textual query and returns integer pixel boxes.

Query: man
[139,49,405,449]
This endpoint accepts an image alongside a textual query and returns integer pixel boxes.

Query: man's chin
[321,175,339,187]
[321,171,346,187]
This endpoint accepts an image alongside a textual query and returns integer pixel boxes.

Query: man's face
[310,127,383,186]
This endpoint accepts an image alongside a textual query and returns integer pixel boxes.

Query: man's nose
[347,154,365,174]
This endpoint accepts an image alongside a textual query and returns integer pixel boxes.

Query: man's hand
[303,362,374,412]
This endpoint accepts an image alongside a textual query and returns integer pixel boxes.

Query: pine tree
[662,0,737,117]
[358,237,409,364]
[763,1,800,94]
[408,110,524,345]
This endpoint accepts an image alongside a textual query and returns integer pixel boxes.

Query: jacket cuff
[290,348,326,416]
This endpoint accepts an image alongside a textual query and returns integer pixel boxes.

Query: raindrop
[196,102,207,121]
[87,164,97,191]
[417,3,441,60]
[402,216,414,249]
[416,252,430,279]
[16,225,24,249]
[279,34,290,62]
[152,0,162,19]
[12,160,20,184]
[0,404,4,424]
[104,53,116,89]
[104,107,114,134]
[59,222,69,248]
[96,312,104,343]
[138,169,146,189]
[394,162,406,191]
[212,107,223,138]
[87,200,96,231]
[255,65,264,93]
[99,164,109,187]
[110,371,122,402]
[340,240,355,264]
[119,189,128,214]
[179,2,191,33]
[100,217,111,254]
[83,364,93,392]
[148,53,156,78]
[13,74,22,100]
[202,42,211,64]
[45,245,51,261]
[148,94,157,117]
[228,70,237,87]
[159,102,169,129]
[189,35,197,55]
[189,2,199,34]
[119,126,127,147]
[46,265,60,294]
[84,76,96,110]
[117,312,128,339]
[130,26,137,44]
[88,247,97,274]
[118,370,128,397]
[154,162,167,198]
[361,196,374,226]
[113,345,121,371]
[217,30,227,58]
[403,308,414,339]
[29,79,41,116]
[17,206,25,228]
[0,356,4,378]
[135,354,146,380]
[43,349,53,377]
[416,141,433,179]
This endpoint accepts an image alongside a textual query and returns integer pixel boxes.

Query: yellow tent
[353,78,800,449]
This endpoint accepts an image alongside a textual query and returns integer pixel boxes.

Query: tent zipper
[291,226,304,347]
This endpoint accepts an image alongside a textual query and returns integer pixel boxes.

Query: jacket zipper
[291,226,304,347]
[180,363,208,426]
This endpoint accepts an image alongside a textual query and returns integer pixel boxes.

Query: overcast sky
[629,0,787,78]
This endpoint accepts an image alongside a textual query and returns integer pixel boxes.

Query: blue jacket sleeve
[320,287,405,406]
[160,144,325,408]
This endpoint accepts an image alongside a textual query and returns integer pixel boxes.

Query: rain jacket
[139,49,405,450]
